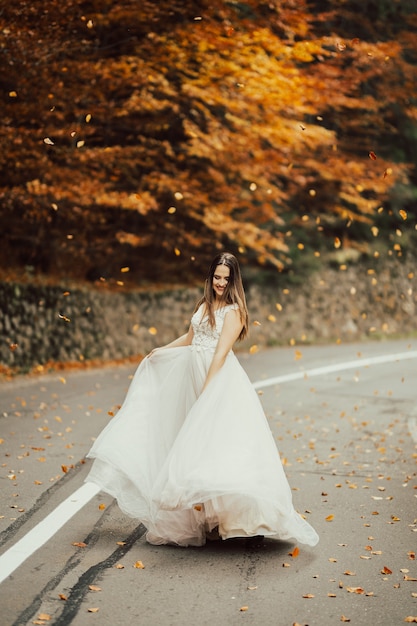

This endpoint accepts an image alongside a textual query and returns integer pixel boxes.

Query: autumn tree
[1,0,416,286]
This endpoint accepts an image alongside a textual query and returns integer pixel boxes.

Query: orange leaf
[381,566,393,575]
[369,151,377,160]
[239,606,249,612]
[72,542,87,548]
[289,546,299,558]
[133,560,145,569]
[58,594,67,601]
[344,571,356,576]
[325,514,334,522]
[302,593,315,599]
[346,587,364,594]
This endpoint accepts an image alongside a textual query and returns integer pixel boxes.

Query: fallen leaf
[325,514,334,522]
[341,616,351,623]
[381,566,393,575]
[404,576,417,582]
[88,585,101,592]
[302,594,315,598]
[72,542,87,548]
[98,503,106,510]
[115,563,124,569]
[38,615,51,621]
[289,546,299,558]
[346,587,365,594]
[133,560,145,569]
[58,594,67,601]
[404,618,417,623]
[247,585,258,590]
[328,593,337,597]
[87,608,99,613]
[344,571,356,576]
[239,606,249,612]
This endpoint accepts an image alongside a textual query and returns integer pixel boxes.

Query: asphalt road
[0,339,416,626]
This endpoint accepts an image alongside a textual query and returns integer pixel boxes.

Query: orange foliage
[0,0,416,284]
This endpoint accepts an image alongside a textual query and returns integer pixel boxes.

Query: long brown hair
[194,252,249,341]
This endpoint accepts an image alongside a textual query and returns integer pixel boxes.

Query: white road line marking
[0,482,100,585]
[1,348,417,584]
[252,351,417,389]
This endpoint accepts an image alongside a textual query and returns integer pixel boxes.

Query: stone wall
[1,255,416,371]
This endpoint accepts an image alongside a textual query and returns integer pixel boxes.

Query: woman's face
[212,264,230,299]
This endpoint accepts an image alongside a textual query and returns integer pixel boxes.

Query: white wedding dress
[86,304,319,547]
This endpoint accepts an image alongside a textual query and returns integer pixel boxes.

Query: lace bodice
[191,304,239,351]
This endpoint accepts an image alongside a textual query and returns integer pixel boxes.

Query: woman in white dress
[86,252,319,548]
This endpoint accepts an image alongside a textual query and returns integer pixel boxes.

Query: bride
[86,252,319,548]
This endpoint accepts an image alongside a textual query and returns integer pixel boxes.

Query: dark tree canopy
[1,0,416,287]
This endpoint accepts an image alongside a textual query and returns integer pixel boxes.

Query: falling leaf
[58,313,70,323]
[148,327,157,335]
[253,320,262,326]
[249,345,259,354]
[399,210,408,220]
[133,560,145,569]
[369,151,377,160]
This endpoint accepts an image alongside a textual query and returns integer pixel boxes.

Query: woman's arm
[147,325,194,357]
[201,309,243,392]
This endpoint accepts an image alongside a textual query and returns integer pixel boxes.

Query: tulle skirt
[86,346,319,547]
